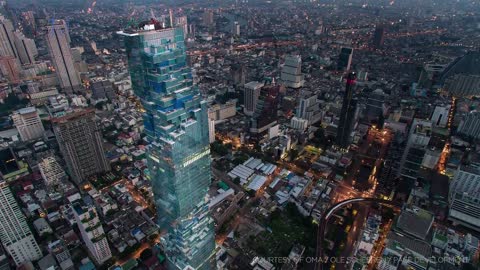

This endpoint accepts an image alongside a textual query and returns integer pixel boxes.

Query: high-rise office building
[249,83,280,134]
[119,22,215,269]
[372,25,385,48]
[232,21,240,36]
[280,54,305,89]
[296,90,321,125]
[398,118,432,181]
[365,89,386,124]
[0,55,20,83]
[0,181,43,266]
[52,109,110,185]
[46,20,81,94]
[13,30,37,65]
[336,72,358,149]
[230,63,246,87]
[203,10,214,26]
[12,107,45,141]
[208,117,215,143]
[72,203,112,265]
[174,16,188,38]
[243,81,264,116]
[337,47,353,71]
[0,15,18,60]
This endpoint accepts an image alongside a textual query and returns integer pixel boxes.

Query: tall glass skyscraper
[118,21,215,270]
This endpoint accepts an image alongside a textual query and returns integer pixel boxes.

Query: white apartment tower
[281,55,305,89]
[0,15,18,60]
[46,20,81,94]
[13,30,37,65]
[12,107,45,141]
[0,181,42,266]
[208,117,215,143]
[73,203,112,265]
[296,91,321,125]
[243,81,264,116]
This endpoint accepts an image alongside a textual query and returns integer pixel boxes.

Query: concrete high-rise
[372,25,385,48]
[203,10,214,26]
[232,21,240,36]
[46,20,81,94]
[52,109,110,185]
[337,47,353,71]
[13,30,37,65]
[0,55,20,83]
[208,117,215,143]
[281,55,305,89]
[0,181,42,266]
[119,22,215,269]
[398,118,432,181]
[231,63,246,87]
[72,203,112,265]
[0,15,18,60]
[244,81,264,116]
[365,89,386,124]
[336,72,358,149]
[296,90,321,125]
[174,16,188,38]
[12,107,45,141]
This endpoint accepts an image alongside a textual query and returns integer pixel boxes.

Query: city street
[326,127,392,269]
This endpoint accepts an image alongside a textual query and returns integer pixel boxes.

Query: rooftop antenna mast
[169,9,174,28]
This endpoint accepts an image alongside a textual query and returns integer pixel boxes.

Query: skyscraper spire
[169,9,174,28]
[336,72,358,149]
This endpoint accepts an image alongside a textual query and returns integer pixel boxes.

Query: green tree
[0,94,28,116]
[95,101,105,110]
[211,141,229,156]
[233,177,241,185]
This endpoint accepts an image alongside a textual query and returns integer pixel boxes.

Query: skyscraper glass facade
[119,24,214,270]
